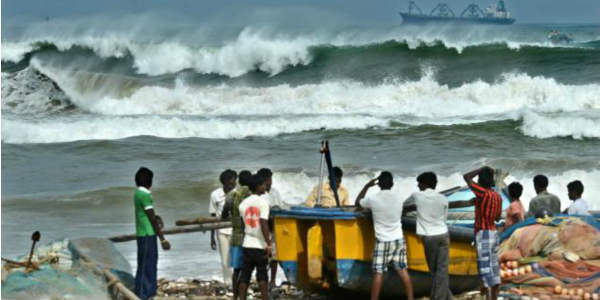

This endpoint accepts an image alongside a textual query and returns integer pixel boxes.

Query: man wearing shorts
[238,174,271,300]
[453,166,503,300]
[356,171,414,300]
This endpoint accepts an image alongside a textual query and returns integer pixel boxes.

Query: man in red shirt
[451,166,502,300]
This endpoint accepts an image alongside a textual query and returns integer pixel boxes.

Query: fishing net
[498,216,600,297]
[1,238,134,300]
[499,217,600,262]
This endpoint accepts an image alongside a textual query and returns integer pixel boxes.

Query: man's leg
[422,236,438,299]
[232,268,241,300]
[491,284,500,300]
[217,233,232,285]
[256,250,270,300]
[269,260,278,288]
[134,237,144,297]
[135,236,158,300]
[436,234,452,300]
[395,268,414,300]
[268,234,278,289]
[370,272,384,300]
[238,248,254,300]
[370,240,386,300]
[395,238,413,300]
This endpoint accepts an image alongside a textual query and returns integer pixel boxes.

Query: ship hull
[400,13,515,25]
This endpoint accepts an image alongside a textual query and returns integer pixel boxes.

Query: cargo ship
[399,0,516,25]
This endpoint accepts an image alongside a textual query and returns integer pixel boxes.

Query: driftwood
[108,222,232,243]
[175,216,222,226]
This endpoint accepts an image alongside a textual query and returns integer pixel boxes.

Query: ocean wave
[3,28,599,78]
[3,64,600,142]
[30,64,600,118]
[521,111,600,139]
[0,114,390,144]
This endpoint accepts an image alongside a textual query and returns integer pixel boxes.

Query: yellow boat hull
[273,208,479,297]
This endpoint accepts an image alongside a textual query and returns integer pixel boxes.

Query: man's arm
[463,167,484,185]
[403,194,417,213]
[144,208,171,250]
[209,195,218,250]
[221,192,234,219]
[341,188,350,206]
[355,179,377,208]
[260,219,272,256]
[449,198,476,209]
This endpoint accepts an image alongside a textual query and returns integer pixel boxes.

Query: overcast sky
[3,0,600,25]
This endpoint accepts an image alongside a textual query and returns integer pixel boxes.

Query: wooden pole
[174,216,222,226]
[77,252,140,300]
[108,221,232,243]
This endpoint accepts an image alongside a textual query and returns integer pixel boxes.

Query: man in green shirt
[222,170,252,300]
[134,167,171,300]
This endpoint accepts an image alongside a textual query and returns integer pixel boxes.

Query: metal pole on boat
[316,140,326,206]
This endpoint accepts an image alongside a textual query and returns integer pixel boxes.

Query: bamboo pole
[108,221,232,243]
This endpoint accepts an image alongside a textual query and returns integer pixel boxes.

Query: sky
[2,0,600,26]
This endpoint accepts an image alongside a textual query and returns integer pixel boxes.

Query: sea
[1,17,600,282]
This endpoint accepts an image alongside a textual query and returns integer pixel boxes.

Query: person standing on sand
[209,169,237,285]
[238,174,271,300]
[451,166,502,300]
[356,171,414,300]
[503,182,525,230]
[133,167,171,300]
[257,168,285,290]
[222,170,252,300]
[405,172,452,300]
[528,175,561,218]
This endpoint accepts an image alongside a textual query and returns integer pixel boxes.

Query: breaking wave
[3,29,600,79]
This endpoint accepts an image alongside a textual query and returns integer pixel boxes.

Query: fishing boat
[271,206,483,297]
[271,140,509,297]
[272,182,511,297]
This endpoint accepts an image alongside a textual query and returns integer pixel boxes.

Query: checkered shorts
[476,230,501,288]
[372,238,407,273]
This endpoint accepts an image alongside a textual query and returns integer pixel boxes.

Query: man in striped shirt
[451,166,502,300]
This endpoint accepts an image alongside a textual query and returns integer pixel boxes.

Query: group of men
[131,165,590,300]
[209,168,284,300]
[355,167,590,300]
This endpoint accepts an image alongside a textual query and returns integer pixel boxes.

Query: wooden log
[175,216,222,226]
[77,252,140,300]
[108,221,232,243]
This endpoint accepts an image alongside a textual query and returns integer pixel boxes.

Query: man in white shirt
[405,172,452,300]
[566,180,590,216]
[356,171,414,300]
[238,174,271,300]
[209,169,237,285]
[257,168,287,289]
